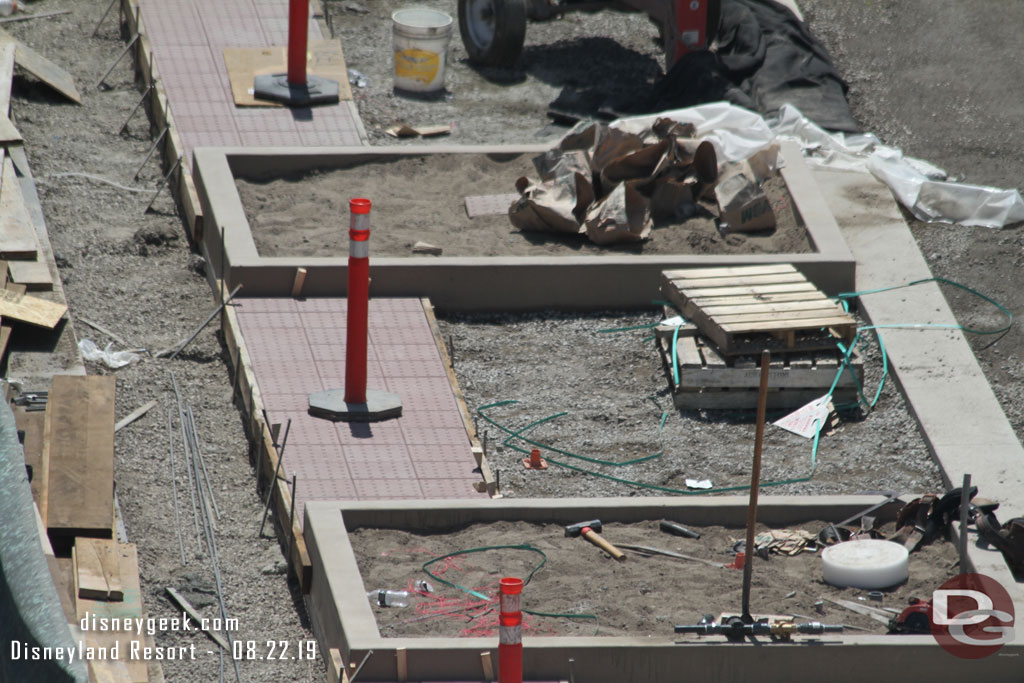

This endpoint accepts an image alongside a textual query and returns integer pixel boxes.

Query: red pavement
[235,297,487,524]
[140,0,362,162]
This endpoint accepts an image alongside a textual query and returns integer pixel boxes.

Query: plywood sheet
[0,155,38,258]
[0,27,81,104]
[45,375,115,537]
[223,40,352,107]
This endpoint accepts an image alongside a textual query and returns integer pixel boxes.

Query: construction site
[1,0,1023,681]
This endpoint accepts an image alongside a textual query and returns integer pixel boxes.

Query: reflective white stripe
[499,624,522,645]
[500,594,520,613]
[350,241,369,258]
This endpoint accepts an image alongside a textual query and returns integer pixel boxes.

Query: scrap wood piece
[823,597,891,625]
[0,286,66,328]
[464,192,519,218]
[0,110,21,144]
[8,259,52,290]
[76,543,148,683]
[114,399,158,433]
[0,26,81,104]
[74,537,124,601]
[0,154,40,258]
[385,122,451,138]
[15,404,44,503]
[223,40,352,107]
[45,375,115,538]
[0,42,13,116]
[412,240,442,255]
[165,587,230,651]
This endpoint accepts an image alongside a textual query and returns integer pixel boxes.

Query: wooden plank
[667,272,808,289]
[7,259,52,290]
[700,299,843,317]
[45,375,115,538]
[679,282,818,299]
[76,537,123,601]
[662,264,797,280]
[38,395,51,525]
[76,543,147,683]
[328,648,349,683]
[719,315,858,334]
[396,647,408,682]
[0,26,81,104]
[15,406,44,503]
[0,155,39,258]
[0,286,66,327]
[114,399,158,433]
[713,307,853,326]
[0,42,14,116]
[0,110,21,144]
[165,586,230,651]
[480,651,495,681]
[689,291,831,307]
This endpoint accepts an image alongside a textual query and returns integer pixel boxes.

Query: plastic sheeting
[611,102,1024,229]
[0,396,87,682]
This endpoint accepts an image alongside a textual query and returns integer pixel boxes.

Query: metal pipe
[170,372,202,552]
[168,407,186,565]
[258,418,291,537]
[741,349,770,623]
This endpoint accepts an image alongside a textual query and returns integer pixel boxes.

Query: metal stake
[91,0,119,38]
[96,33,140,89]
[741,349,770,623]
[143,154,181,214]
[286,475,298,551]
[258,418,291,537]
[162,284,242,359]
[133,124,168,180]
[119,83,153,135]
[959,473,972,573]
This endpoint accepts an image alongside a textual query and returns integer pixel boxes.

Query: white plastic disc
[821,539,909,589]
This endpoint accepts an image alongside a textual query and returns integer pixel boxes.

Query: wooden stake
[396,647,407,682]
[480,651,494,681]
[741,349,770,623]
[291,267,307,298]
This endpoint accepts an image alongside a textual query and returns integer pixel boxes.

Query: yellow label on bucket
[395,48,440,85]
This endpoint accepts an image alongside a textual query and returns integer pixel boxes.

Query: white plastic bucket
[392,8,453,93]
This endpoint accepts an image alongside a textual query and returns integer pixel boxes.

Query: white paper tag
[774,395,831,439]
[685,478,713,489]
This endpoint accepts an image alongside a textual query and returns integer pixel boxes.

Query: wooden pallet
[660,264,856,355]
[659,333,862,410]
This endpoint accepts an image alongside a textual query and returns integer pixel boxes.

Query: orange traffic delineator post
[307,199,402,422]
[498,577,523,683]
[522,448,548,470]
[252,0,339,106]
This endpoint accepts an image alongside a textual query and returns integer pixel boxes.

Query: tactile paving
[237,297,482,502]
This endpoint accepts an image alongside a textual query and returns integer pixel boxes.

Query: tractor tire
[458,0,527,67]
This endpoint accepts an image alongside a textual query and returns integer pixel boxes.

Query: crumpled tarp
[630,0,860,133]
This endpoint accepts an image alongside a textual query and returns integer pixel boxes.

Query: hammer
[565,520,626,561]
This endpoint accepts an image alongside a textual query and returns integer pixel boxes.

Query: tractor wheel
[458,0,527,67]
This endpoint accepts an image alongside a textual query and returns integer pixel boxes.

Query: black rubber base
[253,73,340,106]
[308,388,403,423]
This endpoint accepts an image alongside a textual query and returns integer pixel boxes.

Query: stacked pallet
[658,264,863,410]
[18,376,160,683]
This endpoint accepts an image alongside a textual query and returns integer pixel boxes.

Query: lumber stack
[658,264,863,410]
[16,377,159,683]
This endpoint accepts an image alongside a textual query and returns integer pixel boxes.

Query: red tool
[522,448,548,470]
[889,597,932,634]
[565,519,626,562]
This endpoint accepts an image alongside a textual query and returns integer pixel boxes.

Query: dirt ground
[237,155,807,257]
[351,520,956,638]
[12,0,1024,679]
